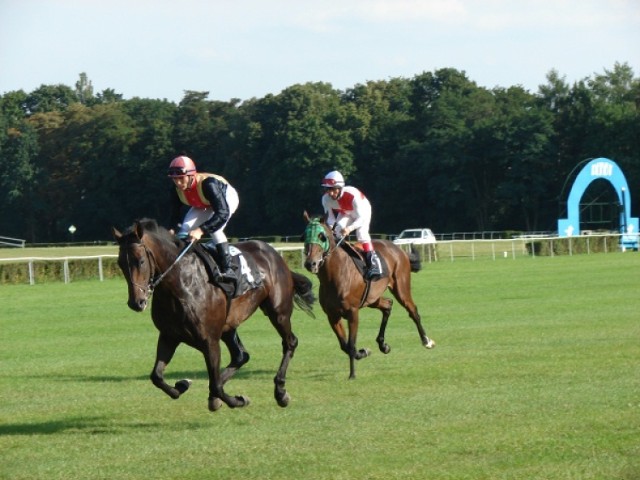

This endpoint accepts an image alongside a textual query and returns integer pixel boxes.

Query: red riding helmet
[168,156,197,177]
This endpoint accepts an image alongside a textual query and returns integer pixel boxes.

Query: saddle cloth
[193,243,263,298]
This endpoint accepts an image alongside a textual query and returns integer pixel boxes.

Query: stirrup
[220,268,236,281]
[365,267,381,280]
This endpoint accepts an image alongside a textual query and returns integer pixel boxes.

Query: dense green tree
[0,118,40,240]
[172,90,214,162]
[344,78,414,232]
[75,72,94,105]
[1,64,638,242]
[24,84,78,115]
[246,82,356,233]
[491,86,555,231]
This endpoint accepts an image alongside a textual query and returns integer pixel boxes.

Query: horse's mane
[125,218,181,248]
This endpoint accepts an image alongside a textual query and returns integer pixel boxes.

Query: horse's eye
[319,233,326,242]
[131,256,144,268]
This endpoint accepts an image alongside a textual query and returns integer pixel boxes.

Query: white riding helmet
[321,170,345,188]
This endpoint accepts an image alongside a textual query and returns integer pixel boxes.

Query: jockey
[168,155,239,281]
[321,170,382,280]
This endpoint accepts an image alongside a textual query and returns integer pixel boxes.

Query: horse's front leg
[150,333,191,399]
[371,297,393,354]
[345,309,371,379]
[204,338,250,412]
[328,312,370,380]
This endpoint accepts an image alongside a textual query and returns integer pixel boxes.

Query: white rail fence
[1,234,637,285]
[0,247,308,285]
[0,235,26,248]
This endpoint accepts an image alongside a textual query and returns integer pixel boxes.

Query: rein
[148,240,194,291]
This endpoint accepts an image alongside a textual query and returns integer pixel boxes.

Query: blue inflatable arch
[557,157,638,248]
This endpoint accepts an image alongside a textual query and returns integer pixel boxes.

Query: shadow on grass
[28,367,289,384]
[0,416,165,436]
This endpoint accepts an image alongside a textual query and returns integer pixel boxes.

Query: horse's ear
[133,220,144,240]
[112,227,122,241]
[303,210,310,223]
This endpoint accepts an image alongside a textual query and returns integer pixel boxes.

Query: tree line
[1,64,639,243]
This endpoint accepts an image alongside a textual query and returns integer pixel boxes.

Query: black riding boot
[216,242,236,282]
[365,250,382,280]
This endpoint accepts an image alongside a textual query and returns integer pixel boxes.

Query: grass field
[1,253,639,479]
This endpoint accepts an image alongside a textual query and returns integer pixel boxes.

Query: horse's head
[112,220,159,312]
[302,211,333,274]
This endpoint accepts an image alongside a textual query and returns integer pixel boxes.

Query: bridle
[303,219,341,268]
[122,241,159,301]
[122,237,194,299]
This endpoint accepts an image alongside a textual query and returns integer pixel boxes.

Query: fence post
[29,260,34,285]
[98,256,104,281]
[64,259,70,284]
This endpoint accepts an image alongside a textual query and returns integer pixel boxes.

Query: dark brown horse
[112,218,315,411]
[302,212,434,379]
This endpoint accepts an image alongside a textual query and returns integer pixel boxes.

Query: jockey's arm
[199,177,231,235]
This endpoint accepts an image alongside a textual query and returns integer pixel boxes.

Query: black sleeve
[169,188,184,230]
[199,177,230,234]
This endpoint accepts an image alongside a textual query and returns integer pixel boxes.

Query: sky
[1,0,639,104]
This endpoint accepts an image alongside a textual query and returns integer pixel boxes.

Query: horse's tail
[409,246,422,273]
[291,271,316,318]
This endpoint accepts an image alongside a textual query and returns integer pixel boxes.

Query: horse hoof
[423,338,435,349]
[175,379,192,395]
[277,392,291,408]
[208,397,224,412]
[356,348,371,359]
[236,395,251,407]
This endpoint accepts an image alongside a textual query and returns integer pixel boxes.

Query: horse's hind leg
[150,333,191,399]
[370,297,393,354]
[204,338,250,411]
[219,329,250,384]
[389,284,435,349]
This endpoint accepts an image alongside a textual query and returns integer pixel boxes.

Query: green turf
[1,254,639,479]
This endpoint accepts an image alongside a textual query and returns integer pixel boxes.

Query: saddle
[339,241,388,280]
[192,243,263,298]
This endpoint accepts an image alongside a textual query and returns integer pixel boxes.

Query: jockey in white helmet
[320,170,382,280]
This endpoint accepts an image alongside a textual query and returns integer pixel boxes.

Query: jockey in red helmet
[320,170,382,280]
[168,155,239,282]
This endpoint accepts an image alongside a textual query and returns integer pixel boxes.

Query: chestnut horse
[112,218,315,411]
[302,212,434,379]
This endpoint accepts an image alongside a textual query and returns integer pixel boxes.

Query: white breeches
[179,186,239,243]
[334,204,372,242]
